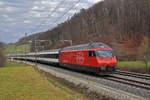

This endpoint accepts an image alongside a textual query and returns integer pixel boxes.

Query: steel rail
[103,75,150,90]
[11,58,150,91]
[115,70,150,80]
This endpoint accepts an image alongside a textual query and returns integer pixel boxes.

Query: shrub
[0,43,6,67]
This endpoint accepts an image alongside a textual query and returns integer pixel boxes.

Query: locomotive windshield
[96,50,114,58]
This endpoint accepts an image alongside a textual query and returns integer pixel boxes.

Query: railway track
[15,60,150,99]
[115,70,150,80]
[103,70,150,90]
[103,75,150,91]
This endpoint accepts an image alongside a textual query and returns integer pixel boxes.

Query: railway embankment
[25,61,148,100]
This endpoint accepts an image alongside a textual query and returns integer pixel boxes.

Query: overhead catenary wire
[30,0,83,52]
[48,0,82,28]
[30,0,67,34]
[32,0,68,52]
[31,0,83,34]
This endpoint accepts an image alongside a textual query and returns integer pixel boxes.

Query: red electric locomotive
[59,42,117,74]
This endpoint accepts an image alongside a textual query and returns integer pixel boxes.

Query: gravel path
[25,61,149,100]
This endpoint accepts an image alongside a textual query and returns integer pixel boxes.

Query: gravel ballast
[25,61,148,100]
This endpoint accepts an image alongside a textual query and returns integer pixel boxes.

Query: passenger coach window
[89,51,96,57]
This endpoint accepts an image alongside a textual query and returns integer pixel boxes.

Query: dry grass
[0,62,89,100]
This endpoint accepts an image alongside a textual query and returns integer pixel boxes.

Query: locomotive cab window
[89,51,96,57]
[96,50,114,58]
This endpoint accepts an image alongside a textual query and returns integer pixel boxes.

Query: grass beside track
[118,61,150,74]
[0,62,88,100]
[118,61,150,67]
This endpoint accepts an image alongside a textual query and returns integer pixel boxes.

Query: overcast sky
[0,0,101,44]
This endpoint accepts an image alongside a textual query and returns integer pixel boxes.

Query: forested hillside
[18,0,150,61]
